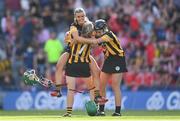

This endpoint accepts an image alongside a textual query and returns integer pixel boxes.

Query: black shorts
[65,62,91,77]
[102,55,128,73]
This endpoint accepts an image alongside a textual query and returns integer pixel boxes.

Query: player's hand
[64,31,70,43]
[65,31,70,38]
[71,39,77,45]
[94,96,108,104]
[50,90,62,97]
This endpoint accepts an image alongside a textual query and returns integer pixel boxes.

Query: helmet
[85,101,98,116]
[94,19,107,30]
[82,22,94,37]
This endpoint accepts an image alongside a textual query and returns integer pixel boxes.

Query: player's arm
[64,31,71,44]
[72,31,97,44]
[94,34,110,43]
[70,26,97,44]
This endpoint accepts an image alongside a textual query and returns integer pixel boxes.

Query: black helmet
[94,19,107,30]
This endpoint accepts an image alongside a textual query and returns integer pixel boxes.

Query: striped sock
[67,107,72,114]
[94,90,100,97]
[55,84,61,91]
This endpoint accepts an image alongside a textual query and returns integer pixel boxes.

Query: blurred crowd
[0,0,179,91]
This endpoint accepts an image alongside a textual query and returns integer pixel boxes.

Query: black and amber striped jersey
[64,31,73,51]
[100,31,124,58]
[68,23,91,64]
[64,31,71,44]
[65,23,82,47]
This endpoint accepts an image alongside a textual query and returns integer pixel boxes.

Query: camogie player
[50,8,107,116]
[51,8,102,100]
[73,19,128,116]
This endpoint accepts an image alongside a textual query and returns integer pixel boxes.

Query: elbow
[73,36,80,42]
[74,39,80,43]
[74,36,83,43]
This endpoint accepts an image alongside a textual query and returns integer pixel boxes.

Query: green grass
[0,110,180,121]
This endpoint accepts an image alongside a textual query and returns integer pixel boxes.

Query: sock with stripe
[66,107,72,114]
[55,84,61,91]
[94,90,100,97]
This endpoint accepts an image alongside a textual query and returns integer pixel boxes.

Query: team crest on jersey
[115,66,120,71]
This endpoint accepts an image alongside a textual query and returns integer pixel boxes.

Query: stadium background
[0,0,179,112]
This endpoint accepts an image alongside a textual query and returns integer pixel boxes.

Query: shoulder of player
[70,22,77,27]
[70,22,82,29]
[70,25,76,29]
[99,31,112,39]
[104,31,114,38]
[69,23,77,29]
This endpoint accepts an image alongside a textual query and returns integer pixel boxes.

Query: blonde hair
[74,8,86,16]
[82,21,94,37]
[74,8,88,25]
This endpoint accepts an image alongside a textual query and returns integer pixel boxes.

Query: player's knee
[91,67,100,76]
[112,82,120,89]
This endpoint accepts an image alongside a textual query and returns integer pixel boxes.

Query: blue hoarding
[3,91,180,110]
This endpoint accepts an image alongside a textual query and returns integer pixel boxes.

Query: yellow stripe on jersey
[100,31,124,57]
[67,25,78,45]
[111,32,122,48]
[68,43,91,63]
[66,25,78,46]
[85,46,91,62]
[102,35,123,54]
[68,24,91,63]
[109,39,124,53]
[101,34,110,42]
[70,26,78,33]
[106,45,116,55]
[68,44,75,63]
[81,45,88,62]
[74,44,82,63]
[65,28,79,52]
[105,51,109,57]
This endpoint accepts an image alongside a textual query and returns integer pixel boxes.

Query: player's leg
[97,72,111,116]
[89,55,100,92]
[89,56,108,103]
[111,73,122,116]
[84,77,95,100]
[51,52,70,97]
[63,76,76,117]
[55,52,69,85]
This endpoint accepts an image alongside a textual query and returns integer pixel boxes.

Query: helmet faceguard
[95,19,108,30]
[94,19,108,37]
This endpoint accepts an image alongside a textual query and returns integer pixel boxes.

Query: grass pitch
[0,110,180,121]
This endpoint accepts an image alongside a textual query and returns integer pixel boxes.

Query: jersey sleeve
[70,25,78,33]
[64,31,71,44]
[100,34,111,42]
